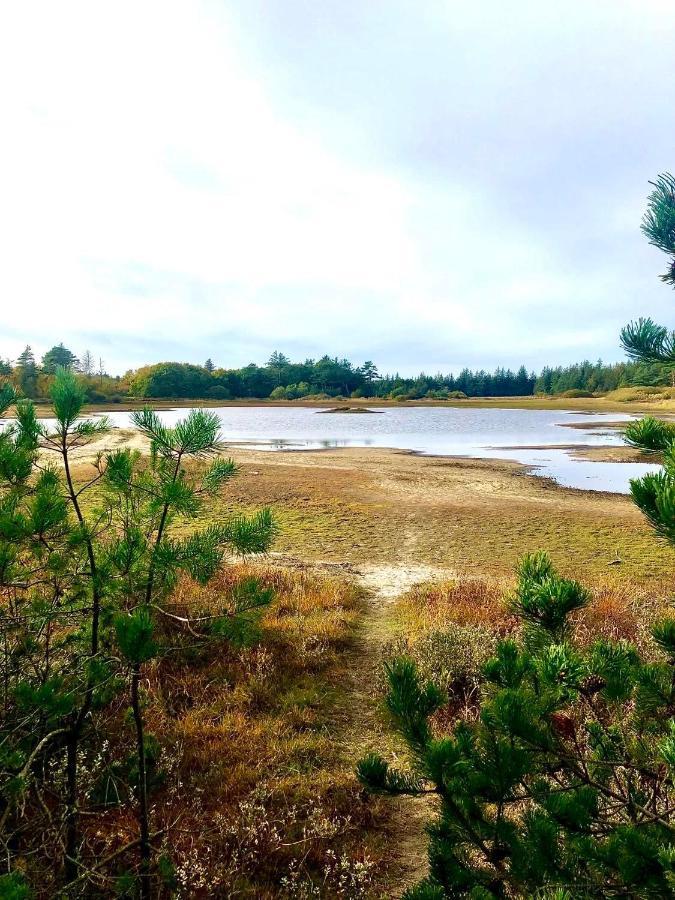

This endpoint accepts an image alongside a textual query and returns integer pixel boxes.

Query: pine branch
[620,318,675,366]
[641,173,675,256]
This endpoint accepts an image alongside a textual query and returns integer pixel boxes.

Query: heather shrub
[559,388,594,398]
[385,624,498,697]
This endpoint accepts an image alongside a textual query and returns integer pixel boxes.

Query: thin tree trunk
[61,436,103,878]
[131,664,151,898]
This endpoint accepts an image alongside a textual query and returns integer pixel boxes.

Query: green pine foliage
[358,554,675,898]
[0,369,276,894]
[620,173,675,546]
[620,174,675,365]
[624,417,675,542]
[621,319,675,366]
[640,173,675,289]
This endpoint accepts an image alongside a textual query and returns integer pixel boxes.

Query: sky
[0,1,674,377]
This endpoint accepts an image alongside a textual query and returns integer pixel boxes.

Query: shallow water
[93,405,659,494]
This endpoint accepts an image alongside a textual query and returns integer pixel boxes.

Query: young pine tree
[358,554,675,898]
[105,405,276,896]
[14,346,37,398]
[0,370,276,895]
[620,172,675,538]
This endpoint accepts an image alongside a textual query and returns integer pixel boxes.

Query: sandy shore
[66,430,673,586]
[496,442,656,464]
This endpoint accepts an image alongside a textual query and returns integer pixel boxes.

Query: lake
[95,405,659,494]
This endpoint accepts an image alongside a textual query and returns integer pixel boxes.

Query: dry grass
[394,574,671,653]
[570,580,670,654]
[605,386,675,403]
[59,440,674,895]
[394,577,514,640]
[386,575,672,735]
[85,563,384,898]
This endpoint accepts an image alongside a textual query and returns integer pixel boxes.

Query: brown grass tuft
[395,577,516,640]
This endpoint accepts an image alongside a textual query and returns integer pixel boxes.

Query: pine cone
[550,712,576,740]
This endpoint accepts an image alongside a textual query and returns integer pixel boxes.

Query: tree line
[535,358,672,394]
[2,346,672,403]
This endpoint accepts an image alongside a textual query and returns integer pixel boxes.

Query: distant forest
[1,344,672,402]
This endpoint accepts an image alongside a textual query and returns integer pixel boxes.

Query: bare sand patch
[39,428,150,467]
[358,563,451,599]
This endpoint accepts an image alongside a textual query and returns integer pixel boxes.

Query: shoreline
[17,394,675,416]
[62,433,674,586]
[65,426,646,498]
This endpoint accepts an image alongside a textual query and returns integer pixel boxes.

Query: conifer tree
[41,343,79,374]
[0,370,276,894]
[620,172,675,539]
[106,405,275,896]
[358,554,675,898]
[620,175,675,370]
[15,346,37,397]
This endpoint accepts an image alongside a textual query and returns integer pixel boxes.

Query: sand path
[350,563,444,896]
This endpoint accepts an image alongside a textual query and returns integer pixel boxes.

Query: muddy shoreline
[63,427,651,489]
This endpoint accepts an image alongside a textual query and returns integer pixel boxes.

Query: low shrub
[206,385,232,400]
[131,563,375,895]
[395,577,513,639]
[396,576,667,654]
[389,386,422,400]
[384,623,498,708]
[606,386,674,402]
[304,392,331,401]
[559,388,594,398]
[361,555,675,898]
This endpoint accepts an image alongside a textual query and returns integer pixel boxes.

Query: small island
[317,406,383,414]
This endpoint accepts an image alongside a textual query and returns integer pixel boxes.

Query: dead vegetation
[66,563,387,899]
[393,575,670,649]
[386,574,672,732]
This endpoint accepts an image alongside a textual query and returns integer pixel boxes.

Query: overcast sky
[1,1,673,376]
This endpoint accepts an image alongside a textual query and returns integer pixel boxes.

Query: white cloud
[0,1,673,373]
